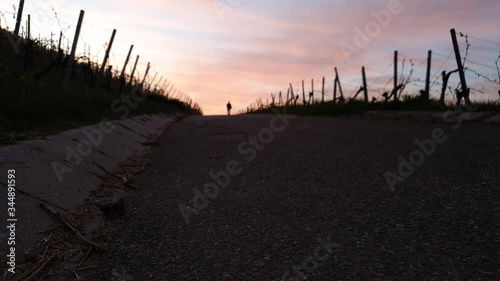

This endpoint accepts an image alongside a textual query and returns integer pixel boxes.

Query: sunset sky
[1,0,499,115]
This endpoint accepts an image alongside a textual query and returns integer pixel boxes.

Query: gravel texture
[89,113,500,281]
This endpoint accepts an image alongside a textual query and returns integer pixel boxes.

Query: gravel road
[90,113,500,280]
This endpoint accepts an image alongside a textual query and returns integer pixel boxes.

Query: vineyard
[0,5,201,144]
[242,29,500,114]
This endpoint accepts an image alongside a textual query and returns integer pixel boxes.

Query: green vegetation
[0,29,202,145]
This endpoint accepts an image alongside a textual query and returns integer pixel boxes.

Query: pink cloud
[3,0,499,114]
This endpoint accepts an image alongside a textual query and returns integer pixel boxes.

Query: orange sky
[1,0,499,115]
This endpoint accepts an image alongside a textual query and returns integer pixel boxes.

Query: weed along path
[88,114,500,280]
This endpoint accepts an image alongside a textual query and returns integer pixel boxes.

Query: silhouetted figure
[226,101,232,116]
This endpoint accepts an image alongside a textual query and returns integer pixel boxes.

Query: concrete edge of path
[0,113,178,258]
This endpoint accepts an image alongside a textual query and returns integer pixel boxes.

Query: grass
[0,29,202,145]
[246,95,500,116]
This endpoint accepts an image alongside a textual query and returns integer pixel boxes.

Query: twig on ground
[12,254,56,281]
[93,162,139,189]
[38,224,63,234]
[78,248,93,267]
[39,203,108,252]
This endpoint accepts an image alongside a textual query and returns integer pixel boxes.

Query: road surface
[90,113,500,280]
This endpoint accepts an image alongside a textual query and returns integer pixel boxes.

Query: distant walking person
[226,101,232,116]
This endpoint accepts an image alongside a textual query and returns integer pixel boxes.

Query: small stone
[95,196,125,219]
